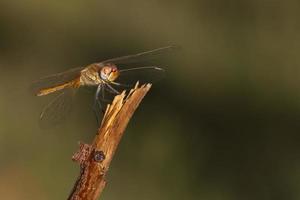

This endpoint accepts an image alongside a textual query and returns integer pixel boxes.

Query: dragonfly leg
[106,83,120,95]
[110,81,132,88]
[93,84,104,124]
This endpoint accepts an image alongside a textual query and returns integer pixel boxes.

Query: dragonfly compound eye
[111,66,117,72]
[100,67,110,80]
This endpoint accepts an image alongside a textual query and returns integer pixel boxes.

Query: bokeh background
[1,0,300,199]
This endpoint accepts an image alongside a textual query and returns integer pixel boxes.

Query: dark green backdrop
[1,1,300,200]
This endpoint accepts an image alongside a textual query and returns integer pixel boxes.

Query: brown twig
[68,83,152,200]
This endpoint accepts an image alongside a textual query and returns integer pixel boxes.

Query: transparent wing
[100,45,178,65]
[108,66,165,93]
[30,67,83,95]
[39,89,75,128]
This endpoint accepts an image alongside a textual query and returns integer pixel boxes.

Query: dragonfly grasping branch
[32,45,172,128]
[68,83,152,200]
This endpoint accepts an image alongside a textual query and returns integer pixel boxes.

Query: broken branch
[68,83,152,200]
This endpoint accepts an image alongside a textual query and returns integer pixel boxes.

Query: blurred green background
[1,0,300,199]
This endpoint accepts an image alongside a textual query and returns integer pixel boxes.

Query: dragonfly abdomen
[37,78,81,96]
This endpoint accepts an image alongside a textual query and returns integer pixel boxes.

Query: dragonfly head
[100,64,119,82]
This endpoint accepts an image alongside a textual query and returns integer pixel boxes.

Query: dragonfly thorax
[80,64,103,86]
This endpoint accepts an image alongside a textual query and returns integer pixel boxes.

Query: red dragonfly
[32,46,174,127]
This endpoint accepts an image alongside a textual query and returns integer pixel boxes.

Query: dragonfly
[31,45,175,128]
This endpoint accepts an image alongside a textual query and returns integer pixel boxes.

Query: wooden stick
[68,83,152,200]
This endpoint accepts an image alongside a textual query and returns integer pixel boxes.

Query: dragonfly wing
[30,67,83,96]
[115,66,165,87]
[39,89,75,128]
[100,45,178,65]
